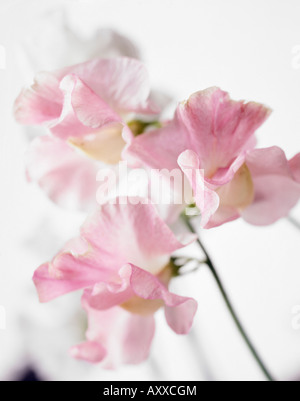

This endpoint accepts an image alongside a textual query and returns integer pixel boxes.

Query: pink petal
[205,206,240,229]
[50,74,121,140]
[84,266,133,311]
[124,119,186,171]
[33,242,113,303]
[121,312,155,365]
[26,135,99,211]
[178,150,220,227]
[78,301,155,367]
[15,57,158,136]
[70,341,107,364]
[33,262,104,303]
[129,265,197,334]
[176,88,271,175]
[242,147,300,225]
[207,163,255,228]
[14,72,63,125]
[33,199,195,302]
[81,198,195,275]
[64,57,158,114]
[125,88,270,179]
[85,264,197,335]
[33,263,73,303]
[206,154,246,188]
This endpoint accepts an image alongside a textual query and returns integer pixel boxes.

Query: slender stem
[183,216,275,382]
[287,216,300,231]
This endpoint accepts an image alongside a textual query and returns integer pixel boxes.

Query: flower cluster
[15,53,300,367]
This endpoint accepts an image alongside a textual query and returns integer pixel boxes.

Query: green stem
[287,216,300,231]
[183,216,275,382]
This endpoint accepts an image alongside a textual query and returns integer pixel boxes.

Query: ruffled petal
[15,57,158,140]
[49,74,121,140]
[85,264,197,335]
[66,57,158,114]
[176,87,271,175]
[33,238,113,303]
[125,87,270,182]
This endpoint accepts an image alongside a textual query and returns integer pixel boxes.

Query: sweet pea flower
[125,87,300,227]
[14,57,159,210]
[33,198,197,367]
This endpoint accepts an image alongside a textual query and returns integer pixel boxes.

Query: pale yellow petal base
[69,124,125,165]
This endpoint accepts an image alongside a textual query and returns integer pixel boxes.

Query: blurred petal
[64,57,158,114]
[16,8,141,73]
[76,302,155,367]
[121,312,155,365]
[242,147,300,225]
[14,72,63,125]
[26,135,99,211]
[70,341,107,364]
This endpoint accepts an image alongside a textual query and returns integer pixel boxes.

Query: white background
[0,0,300,381]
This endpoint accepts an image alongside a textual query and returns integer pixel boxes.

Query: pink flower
[33,199,197,366]
[125,87,300,227]
[15,57,159,210]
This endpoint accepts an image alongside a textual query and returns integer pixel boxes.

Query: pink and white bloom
[33,199,197,367]
[15,57,159,210]
[125,87,300,227]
